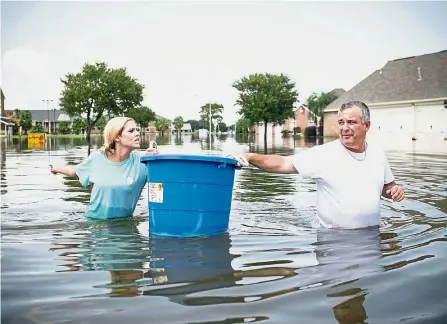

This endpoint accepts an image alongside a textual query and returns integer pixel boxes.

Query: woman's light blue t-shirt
[76,151,147,220]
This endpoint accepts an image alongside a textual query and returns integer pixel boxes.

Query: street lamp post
[209,102,212,149]
[42,99,53,133]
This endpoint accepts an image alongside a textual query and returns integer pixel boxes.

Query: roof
[181,123,192,131]
[329,88,347,97]
[326,50,447,111]
[5,109,71,122]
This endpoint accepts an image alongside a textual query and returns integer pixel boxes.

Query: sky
[1,1,446,124]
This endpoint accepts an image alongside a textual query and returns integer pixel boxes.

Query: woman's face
[116,120,140,149]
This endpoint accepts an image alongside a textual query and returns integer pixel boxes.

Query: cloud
[1,1,446,124]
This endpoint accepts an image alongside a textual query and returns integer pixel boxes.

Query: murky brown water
[1,134,447,324]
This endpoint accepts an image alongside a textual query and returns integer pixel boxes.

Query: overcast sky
[1,1,446,124]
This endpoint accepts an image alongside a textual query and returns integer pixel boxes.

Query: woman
[50,117,158,220]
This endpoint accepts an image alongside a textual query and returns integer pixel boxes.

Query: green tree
[199,103,224,132]
[19,110,32,134]
[58,120,71,134]
[155,117,169,136]
[173,116,184,132]
[72,117,86,135]
[306,91,338,125]
[218,122,227,132]
[96,116,107,133]
[233,73,299,147]
[127,106,156,133]
[31,124,45,133]
[236,118,253,134]
[186,119,199,131]
[59,62,144,150]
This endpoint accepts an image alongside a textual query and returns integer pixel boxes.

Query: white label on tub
[149,182,164,203]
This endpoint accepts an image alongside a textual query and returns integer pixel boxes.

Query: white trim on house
[0,119,14,126]
[325,97,447,112]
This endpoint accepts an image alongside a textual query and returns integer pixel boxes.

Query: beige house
[0,88,14,135]
[324,50,447,139]
[4,109,72,134]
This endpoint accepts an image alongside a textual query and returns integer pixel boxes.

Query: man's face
[116,120,141,149]
[337,106,370,150]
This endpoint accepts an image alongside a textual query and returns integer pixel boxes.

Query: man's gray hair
[339,100,371,123]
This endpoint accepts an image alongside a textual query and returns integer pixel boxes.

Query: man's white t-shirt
[291,139,394,228]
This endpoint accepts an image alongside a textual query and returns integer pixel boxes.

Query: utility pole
[209,102,212,150]
[42,99,53,133]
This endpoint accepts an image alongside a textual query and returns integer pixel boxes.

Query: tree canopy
[173,116,184,131]
[199,103,224,132]
[233,73,299,145]
[127,106,156,132]
[59,62,144,147]
[155,117,169,136]
[306,91,338,125]
[19,110,32,134]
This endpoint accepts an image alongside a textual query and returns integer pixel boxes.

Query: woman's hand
[49,164,58,174]
[146,141,159,155]
[146,147,159,155]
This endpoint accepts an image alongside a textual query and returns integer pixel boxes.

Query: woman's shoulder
[89,150,106,160]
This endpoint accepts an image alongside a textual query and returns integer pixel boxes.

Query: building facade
[324,50,447,140]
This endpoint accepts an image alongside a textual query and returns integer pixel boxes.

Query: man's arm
[382,181,405,201]
[242,153,298,174]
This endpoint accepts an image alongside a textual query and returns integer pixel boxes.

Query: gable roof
[181,123,192,131]
[326,50,447,111]
[329,88,347,97]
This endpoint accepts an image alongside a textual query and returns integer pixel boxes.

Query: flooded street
[1,134,447,324]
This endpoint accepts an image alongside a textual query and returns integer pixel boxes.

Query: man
[237,100,404,228]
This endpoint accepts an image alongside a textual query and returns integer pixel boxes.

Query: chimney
[417,67,423,81]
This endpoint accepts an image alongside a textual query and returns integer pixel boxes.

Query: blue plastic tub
[140,154,239,237]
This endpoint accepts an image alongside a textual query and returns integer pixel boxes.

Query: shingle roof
[5,110,69,122]
[326,50,447,111]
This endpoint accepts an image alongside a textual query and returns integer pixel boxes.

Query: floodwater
[1,133,447,324]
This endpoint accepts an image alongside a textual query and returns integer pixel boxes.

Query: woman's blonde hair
[100,116,135,153]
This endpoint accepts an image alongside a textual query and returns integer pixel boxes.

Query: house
[254,103,322,139]
[180,123,192,133]
[171,123,191,133]
[323,50,447,139]
[0,88,15,136]
[253,88,346,139]
[253,105,306,137]
[142,115,172,134]
[4,109,72,133]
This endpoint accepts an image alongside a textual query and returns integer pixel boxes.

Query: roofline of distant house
[325,97,447,112]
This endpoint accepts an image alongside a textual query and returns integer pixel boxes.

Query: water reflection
[315,227,382,324]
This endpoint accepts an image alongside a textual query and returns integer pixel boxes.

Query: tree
[218,122,227,132]
[126,106,156,133]
[31,124,45,133]
[20,110,32,134]
[155,117,169,136]
[306,91,338,125]
[199,103,224,132]
[233,73,299,148]
[96,116,107,133]
[72,117,86,135]
[58,121,71,134]
[59,62,144,151]
[186,120,199,131]
[236,118,253,134]
[173,116,184,133]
